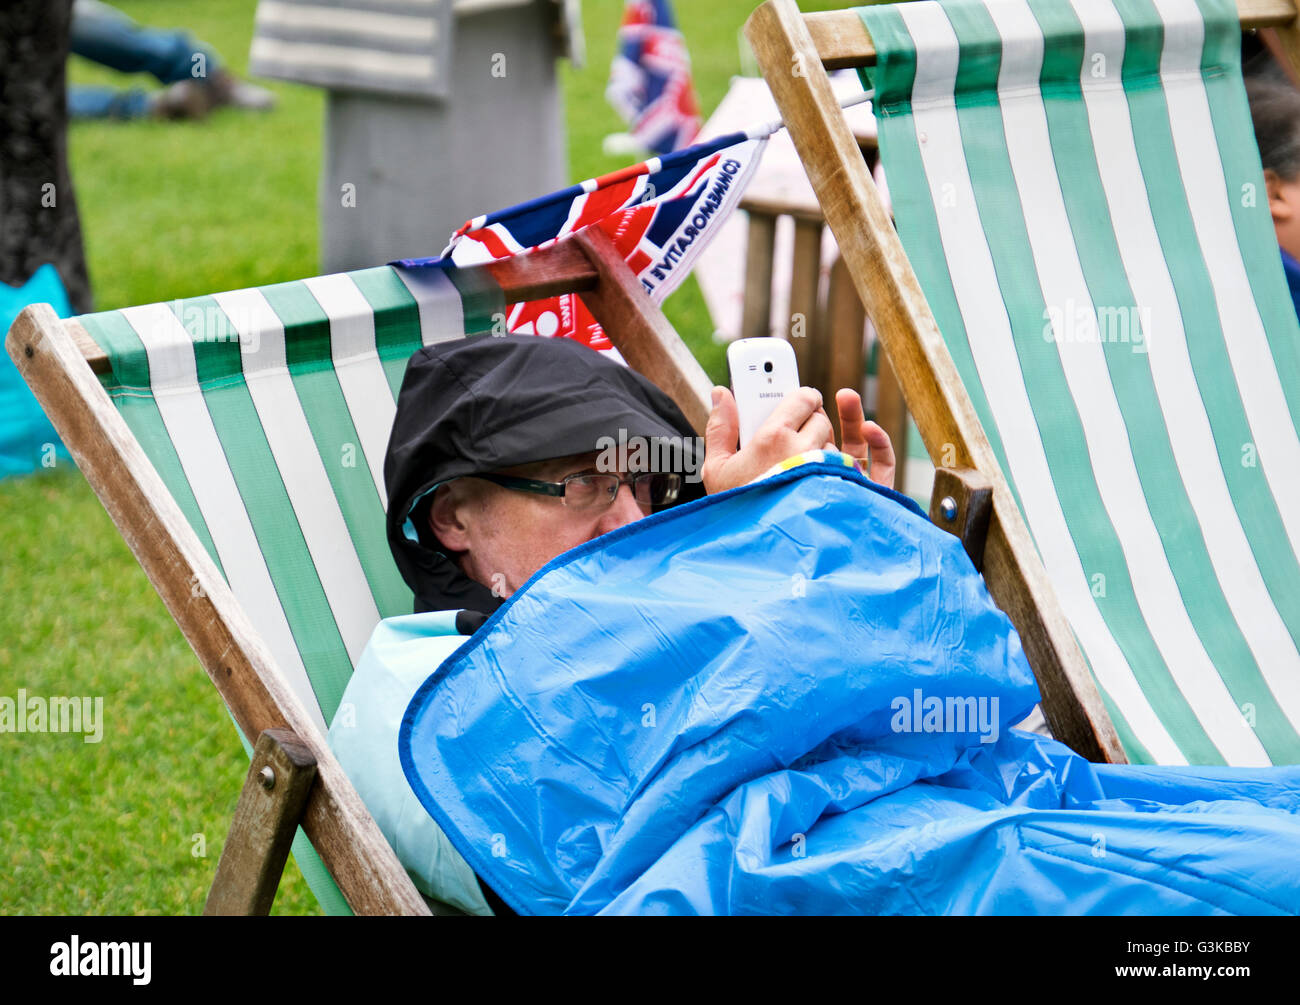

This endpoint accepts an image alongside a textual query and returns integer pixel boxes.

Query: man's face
[428,451,651,599]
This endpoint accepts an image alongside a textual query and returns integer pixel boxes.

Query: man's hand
[701,386,896,494]
[836,388,896,490]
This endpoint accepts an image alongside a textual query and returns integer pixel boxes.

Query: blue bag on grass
[400,458,1300,915]
[1,264,72,479]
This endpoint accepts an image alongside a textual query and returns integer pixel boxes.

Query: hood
[384,334,706,617]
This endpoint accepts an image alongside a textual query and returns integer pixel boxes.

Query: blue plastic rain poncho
[399,457,1300,915]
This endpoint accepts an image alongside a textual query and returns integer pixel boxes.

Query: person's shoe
[148,80,210,121]
[204,70,277,112]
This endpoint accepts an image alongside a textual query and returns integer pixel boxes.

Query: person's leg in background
[67,0,273,120]
[66,83,152,120]
[70,0,214,85]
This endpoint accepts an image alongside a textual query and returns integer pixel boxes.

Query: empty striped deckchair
[747,0,1300,766]
[5,230,711,914]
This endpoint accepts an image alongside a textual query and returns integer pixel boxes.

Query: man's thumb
[704,386,739,463]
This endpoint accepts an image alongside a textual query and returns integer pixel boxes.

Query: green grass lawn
[0,0,853,915]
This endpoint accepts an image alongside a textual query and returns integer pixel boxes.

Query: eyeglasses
[471,470,683,510]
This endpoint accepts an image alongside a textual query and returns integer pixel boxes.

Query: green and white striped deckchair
[6,231,712,914]
[749,0,1300,766]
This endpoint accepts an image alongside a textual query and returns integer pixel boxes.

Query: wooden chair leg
[741,210,777,342]
[789,217,824,387]
[1260,26,1300,85]
[929,467,994,571]
[204,728,318,916]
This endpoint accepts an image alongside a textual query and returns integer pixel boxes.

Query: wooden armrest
[929,466,994,571]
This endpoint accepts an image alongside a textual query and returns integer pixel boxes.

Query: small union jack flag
[607,0,702,156]
[398,130,769,355]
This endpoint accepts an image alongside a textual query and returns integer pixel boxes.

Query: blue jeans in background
[67,0,220,120]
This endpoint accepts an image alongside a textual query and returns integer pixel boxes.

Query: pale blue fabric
[328,610,491,916]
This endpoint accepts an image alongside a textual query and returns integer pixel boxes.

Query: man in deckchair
[335,335,1300,917]
[331,333,895,914]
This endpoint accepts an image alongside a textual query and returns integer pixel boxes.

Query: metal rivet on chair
[940,496,958,522]
[259,766,276,790]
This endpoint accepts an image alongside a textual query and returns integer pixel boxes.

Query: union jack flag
[400,130,768,354]
[607,0,702,156]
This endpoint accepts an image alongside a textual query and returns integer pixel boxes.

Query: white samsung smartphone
[727,337,801,448]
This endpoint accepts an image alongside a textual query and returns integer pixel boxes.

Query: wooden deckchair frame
[4,228,712,915]
[745,0,1300,764]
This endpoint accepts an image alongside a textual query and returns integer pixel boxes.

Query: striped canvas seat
[74,263,504,911]
[854,0,1300,765]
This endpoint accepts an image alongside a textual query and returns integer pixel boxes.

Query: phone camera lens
[763,361,774,373]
